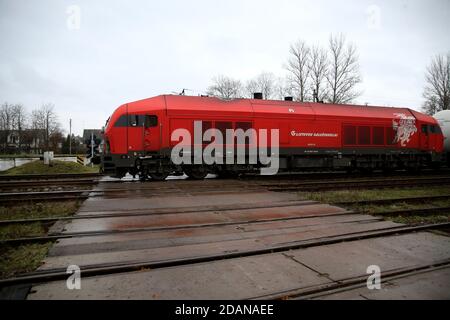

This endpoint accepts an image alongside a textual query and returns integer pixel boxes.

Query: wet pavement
[27,177,450,299]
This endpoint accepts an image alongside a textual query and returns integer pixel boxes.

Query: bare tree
[326,34,361,104]
[285,40,310,102]
[245,72,276,99]
[12,104,27,152]
[422,53,450,115]
[0,103,29,153]
[245,79,259,98]
[31,103,61,150]
[206,75,242,99]
[0,103,14,150]
[309,45,329,102]
[274,77,294,100]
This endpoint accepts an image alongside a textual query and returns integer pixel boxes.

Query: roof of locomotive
[124,94,438,123]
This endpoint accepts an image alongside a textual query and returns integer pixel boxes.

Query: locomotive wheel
[184,166,208,180]
[149,172,169,181]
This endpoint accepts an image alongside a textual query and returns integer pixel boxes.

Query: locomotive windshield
[113,114,157,127]
[114,114,128,127]
[130,114,158,127]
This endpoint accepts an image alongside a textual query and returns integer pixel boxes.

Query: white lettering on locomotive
[291,131,338,137]
[171,121,279,175]
[392,113,417,146]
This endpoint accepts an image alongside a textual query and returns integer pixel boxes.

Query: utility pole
[69,118,72,155]
[91,131,94,167]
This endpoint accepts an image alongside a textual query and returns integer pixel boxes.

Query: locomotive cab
[101,96,166,178]
[419,123,443,152]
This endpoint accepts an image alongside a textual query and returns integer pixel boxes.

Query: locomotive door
[127,114,145,151]
[143,115,159,152]
[420,124,429,149]
[127,114,159,152]
[428,125,437,151]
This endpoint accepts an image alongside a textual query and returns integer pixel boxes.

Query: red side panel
[166,95,253,118]
[105,95,443,155]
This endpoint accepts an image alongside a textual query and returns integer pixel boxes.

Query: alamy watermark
[170,121,280,175]
[366,5,381,30]
[366,265,381,290]
[66,264,81,290]
[66,5,81,30]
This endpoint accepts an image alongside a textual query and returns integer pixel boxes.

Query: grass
[0,243,53,279]
[298,187,450,226]
[298,187,450,203]
[0,200,81,279]
[0,160,99,175]
[0,201,80,240]
[390,215,450,224]
[0,223,46,240]
[0,201,80,221]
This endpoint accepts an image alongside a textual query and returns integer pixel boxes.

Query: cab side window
[421,124,428,135]
[429,125,442,134]
[145,115,158,128]
[128,115,142,127]
[114,114,157,127]
[114,115,128,127]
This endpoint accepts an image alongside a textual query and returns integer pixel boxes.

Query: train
[100,94,446,180]
[434,110,450,166]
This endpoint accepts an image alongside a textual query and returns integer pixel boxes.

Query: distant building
[0,129,46,154]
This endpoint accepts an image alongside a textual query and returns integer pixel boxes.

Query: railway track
[0,190,90,204]
[0,178,98,190]
[1,206,354,245]
[265,176,450,192]
[334,194,450,206]
[1,175,449,203]
[1,221,449,288]
[238,168,450,181]
[1,171,449,299]
[0,173,101,181]
[0,168,447,185]
[0,196,449,229]
[2,205,449,246]
[0,173,101,193]
[254,258,450,300]
[0,200,319,225]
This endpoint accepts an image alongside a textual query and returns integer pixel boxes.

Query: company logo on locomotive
[392,113,418,146]
[290,131,339,138]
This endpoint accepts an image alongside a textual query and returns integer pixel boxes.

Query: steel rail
[1,202,449,228]
[334,195,450,206]
[251,259,450,300]
[0,208,356,245]
[0,200,320,225]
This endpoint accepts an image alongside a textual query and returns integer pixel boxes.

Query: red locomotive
[100,94,444,180]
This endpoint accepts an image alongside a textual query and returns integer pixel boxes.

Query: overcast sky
[0,0,449,135]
